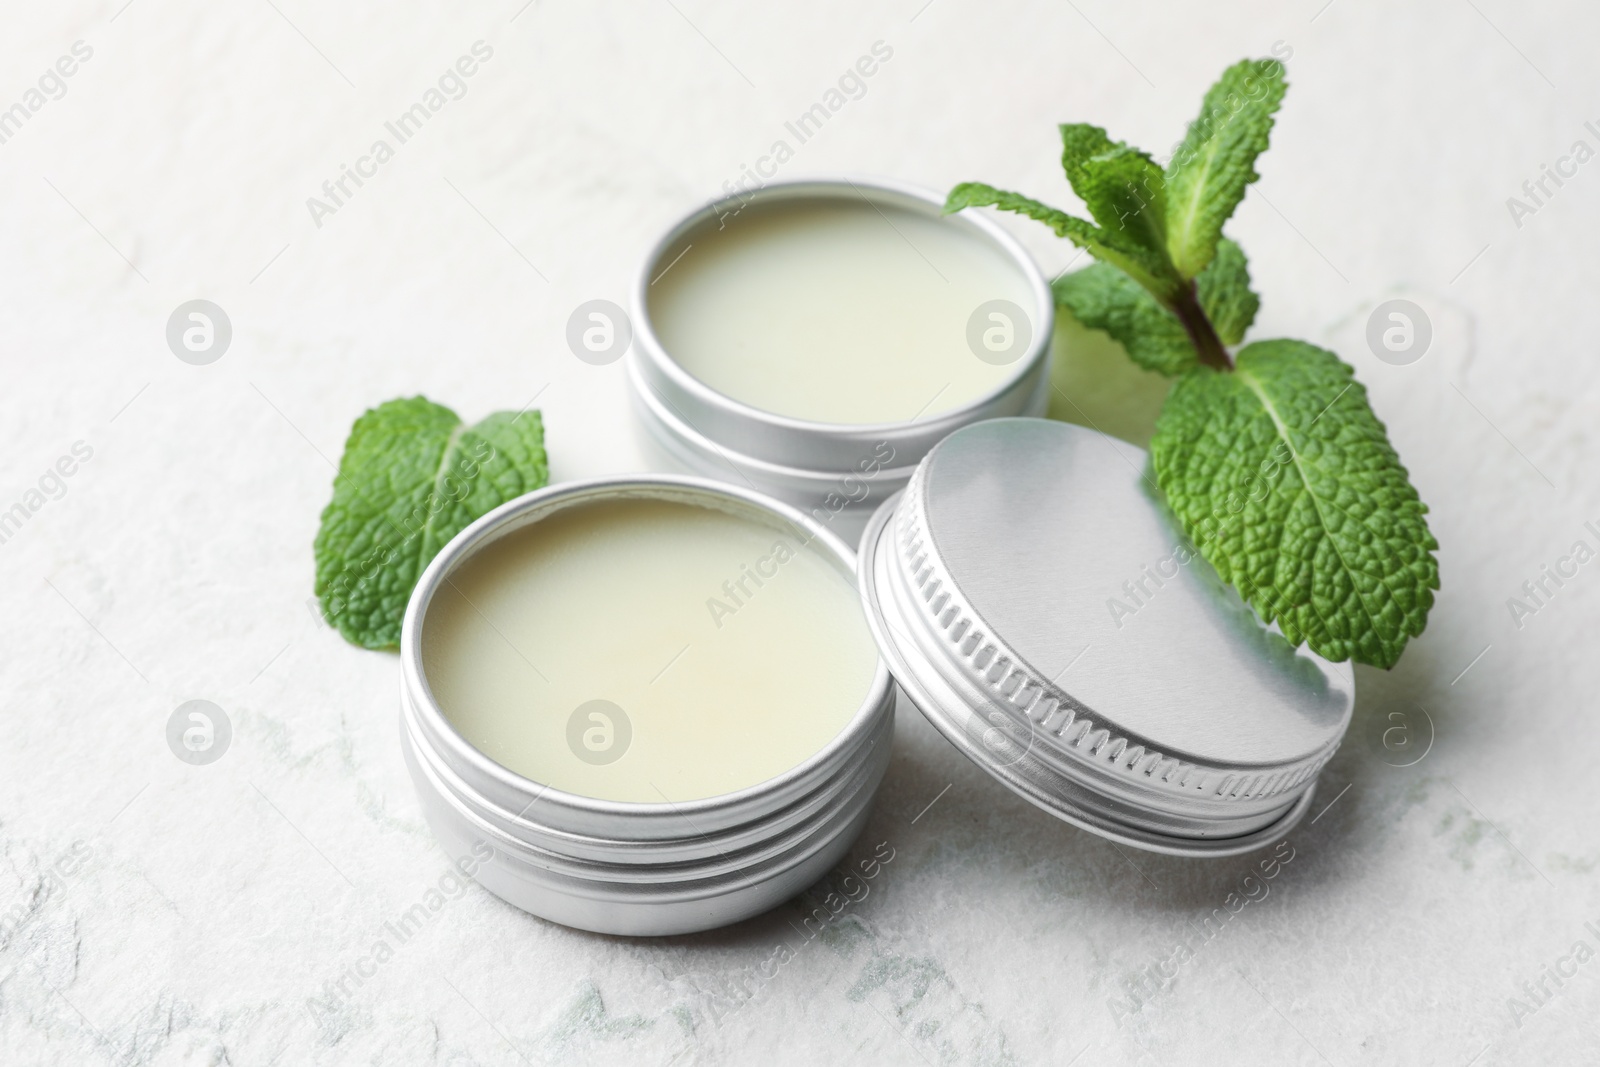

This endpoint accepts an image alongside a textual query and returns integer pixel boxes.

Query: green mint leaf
[1058,124,1172,272]
[312,396,550,650]
[1053,264,1197,377]
[944,182,1180,302]
[943,182,1103,246]
[1059,123,1118,183]
[1165,58,1287,279]
[1194,237,1259,345]
[1150,340,1438,668]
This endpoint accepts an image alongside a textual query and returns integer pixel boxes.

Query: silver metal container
[857,418,1355,856]
[627,177,1054,543]
[400,476,895,936]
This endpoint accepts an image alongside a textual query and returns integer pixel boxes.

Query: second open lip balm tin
[627,177,1054,540]
[400,477,895,936]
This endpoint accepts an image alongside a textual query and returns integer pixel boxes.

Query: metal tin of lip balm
[627,177,1055,543]
[857,418,1354,857]
[400,475,895,936]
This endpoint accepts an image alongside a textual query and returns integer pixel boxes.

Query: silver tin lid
[857,418,1354,856]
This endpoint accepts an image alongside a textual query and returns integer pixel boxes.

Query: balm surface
[421,496,878,803]
[648,198,1035,425]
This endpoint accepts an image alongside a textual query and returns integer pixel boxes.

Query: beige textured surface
[0,1,1595,1064]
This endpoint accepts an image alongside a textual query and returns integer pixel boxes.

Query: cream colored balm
[421,497,879,803]
[648,198,1036,425]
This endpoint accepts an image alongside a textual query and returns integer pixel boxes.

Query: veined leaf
[1195,237,1259,345]
[1059,124,1171,274]
[1165,58,1287,279]
[313,397,550,649]
[1054,265,1196,376]
[1150,340,1438,668]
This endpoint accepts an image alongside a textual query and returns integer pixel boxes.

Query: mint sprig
[313,397,549,650]
[946,58,1439,668]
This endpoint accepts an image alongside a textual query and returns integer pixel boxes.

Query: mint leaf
[313,396,549,650]
[944,182,1180,302]
[1165,58,1287,279]
[944,182,1084,237]
[1054,265,1196,376]
[1059,123,1118,185]
[1194,237,1259,345]
[1058,124,1171,272]
[1054,240,1256,375]
[1150,340,1438,668]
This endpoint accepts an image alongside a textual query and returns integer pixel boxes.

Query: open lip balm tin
[857,418,1355,856]
[627,177,1054,539]
[400,476,895,937]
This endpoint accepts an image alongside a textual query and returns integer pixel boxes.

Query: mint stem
[1171,283,1232,371]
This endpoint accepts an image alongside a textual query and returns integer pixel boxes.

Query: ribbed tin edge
[891,462,1338,811]
[857,487,1326,858]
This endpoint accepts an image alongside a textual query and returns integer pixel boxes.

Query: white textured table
[2,2,1595,1063]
